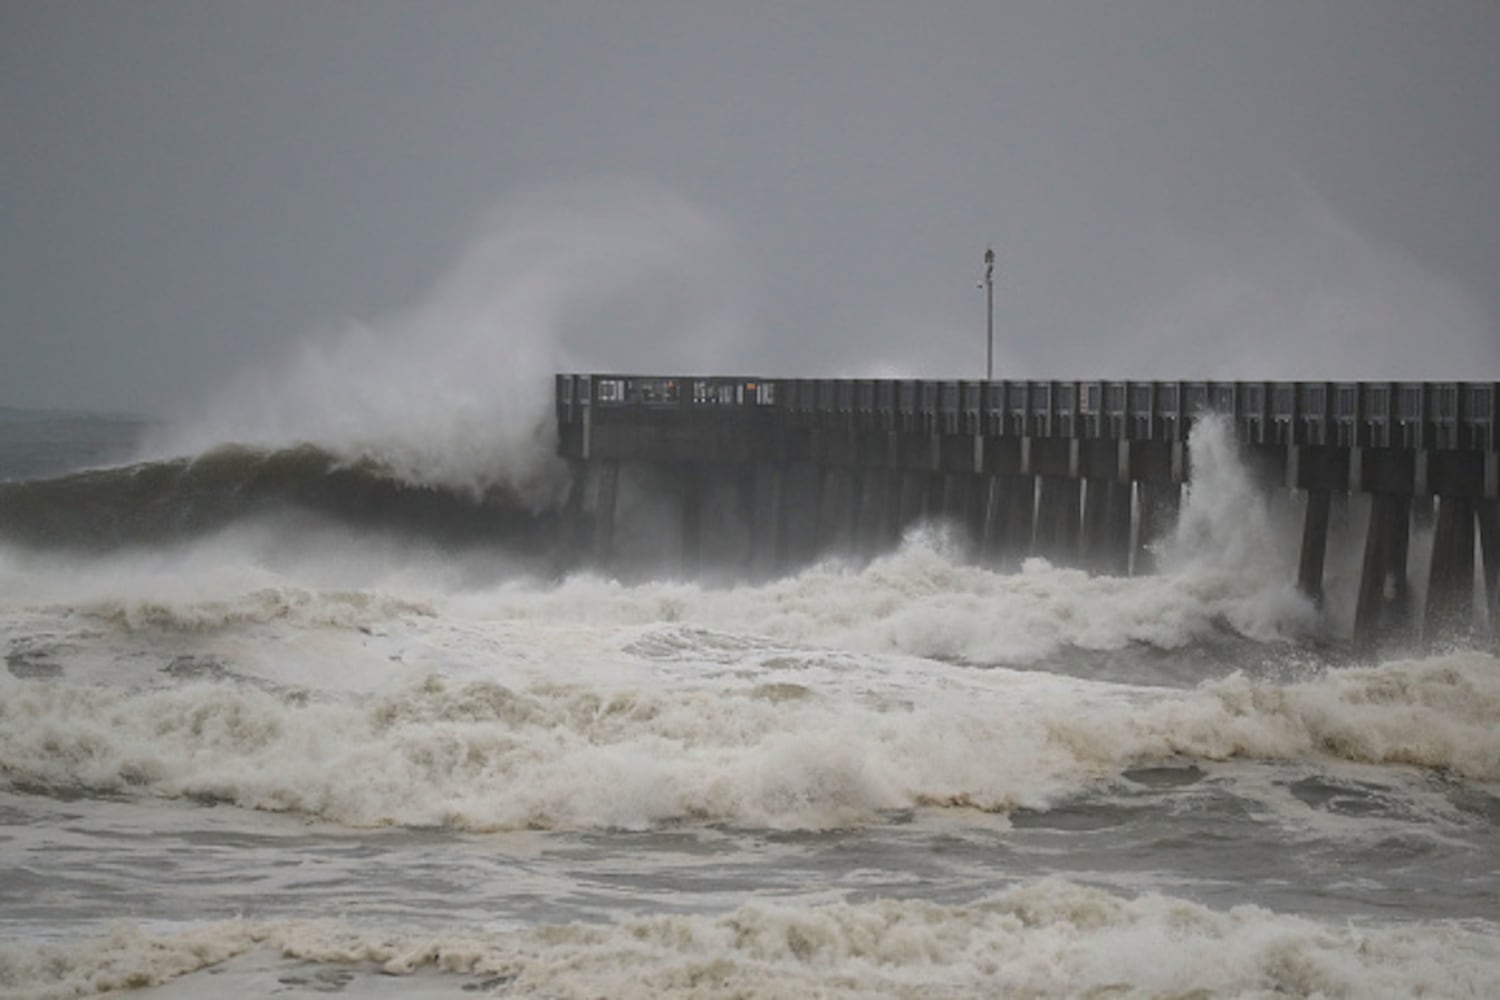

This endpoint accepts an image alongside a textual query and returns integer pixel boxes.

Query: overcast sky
[4,0,1498,417]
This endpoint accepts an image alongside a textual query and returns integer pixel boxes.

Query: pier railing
[558,375,1497,452]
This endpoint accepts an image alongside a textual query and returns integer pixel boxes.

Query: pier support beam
[979,475,1005,565]
[814,466,860,555]
[1297,489,1333,605]
[1353,493,1412,648]
[880,471,904,546]
[1009,476,1038,564]
[593,459,619,569]
[940,473,988,555]
[1412,494,1436,533]
[557,459,588,571]
[760,463,790,577]
[785,463,822,567]
[964,474,989,556]
[980,475,1036,567]
[1034,476,1081,565]
[1425,496,1477,640]
[924,473,947,524]
[734,466,758,575]
[1134,480,1180,576]
[1479,499,1500,631]
[1081,479,1132,575]
[854,467,891,556]
[895,470,925,536]
[679,464,704,575]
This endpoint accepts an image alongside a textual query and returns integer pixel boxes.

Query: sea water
[1,408,1498,998]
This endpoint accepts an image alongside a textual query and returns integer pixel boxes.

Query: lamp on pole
[982,246,996,381]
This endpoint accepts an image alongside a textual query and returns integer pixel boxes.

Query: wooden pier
[556,375,1499,645]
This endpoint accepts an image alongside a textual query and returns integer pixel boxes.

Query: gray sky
[4,0,1499,417]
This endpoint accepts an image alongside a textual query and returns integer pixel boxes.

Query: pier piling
[1426,496,1477,639]
[1353,492,1413,647]
[1297,489,1333,605]
[1478,499,1500,631]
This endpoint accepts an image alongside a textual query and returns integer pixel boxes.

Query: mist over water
[139,179,749,504]
[1155,415,1318,642]
[1112,183,1500,381]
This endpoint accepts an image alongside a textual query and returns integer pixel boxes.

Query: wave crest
[0,443,556,551]
[4,648,1497,832]
[6,881,1497,998]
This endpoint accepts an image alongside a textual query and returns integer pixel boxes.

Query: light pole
[982,246,996,381]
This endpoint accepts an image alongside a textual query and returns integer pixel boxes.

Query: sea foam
[4,881,1496,999]
[4,636,1496,833]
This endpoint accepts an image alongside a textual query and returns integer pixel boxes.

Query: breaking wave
[0,444,556,552]
[4,880,1496,999]
[137,179,745,503]
[3,642,1496,832]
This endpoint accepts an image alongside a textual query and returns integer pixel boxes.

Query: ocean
[1,402,1497,999]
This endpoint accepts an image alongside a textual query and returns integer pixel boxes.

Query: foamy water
[4,497,1500,996]
[7,880,1499,1000]
[4,566,1498,834]
[3,198,1498,995]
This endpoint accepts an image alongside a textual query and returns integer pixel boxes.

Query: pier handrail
[558,375,1497,452]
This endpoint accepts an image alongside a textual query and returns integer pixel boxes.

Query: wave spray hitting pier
[555,375,1499,647]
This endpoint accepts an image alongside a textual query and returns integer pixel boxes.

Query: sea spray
[1154,412,1319,640]
[139,180,749,505]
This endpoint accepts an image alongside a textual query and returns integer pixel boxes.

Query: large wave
[4,638,1495,832]
[0,444,556,553]
[0,182,747,556]
[136,179,747,504]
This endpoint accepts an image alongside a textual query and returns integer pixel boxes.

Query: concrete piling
[592,459,619,569]
[1004,476,1038,566]
[1353,492,1412,647]
[762,463,789,576]
[963,473,989,556]
[1478,499,1499,631]
[558,459,587,571]
[1133,480,1179,576]
[1081,478,1132,575]
[1297,489,1333,605]
[1425,496,1477,639]
[1034,476,1081,565]
[679,464,703,575]
[854,467,890,555]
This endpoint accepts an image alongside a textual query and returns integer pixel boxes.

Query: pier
[556,375,1499,645]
